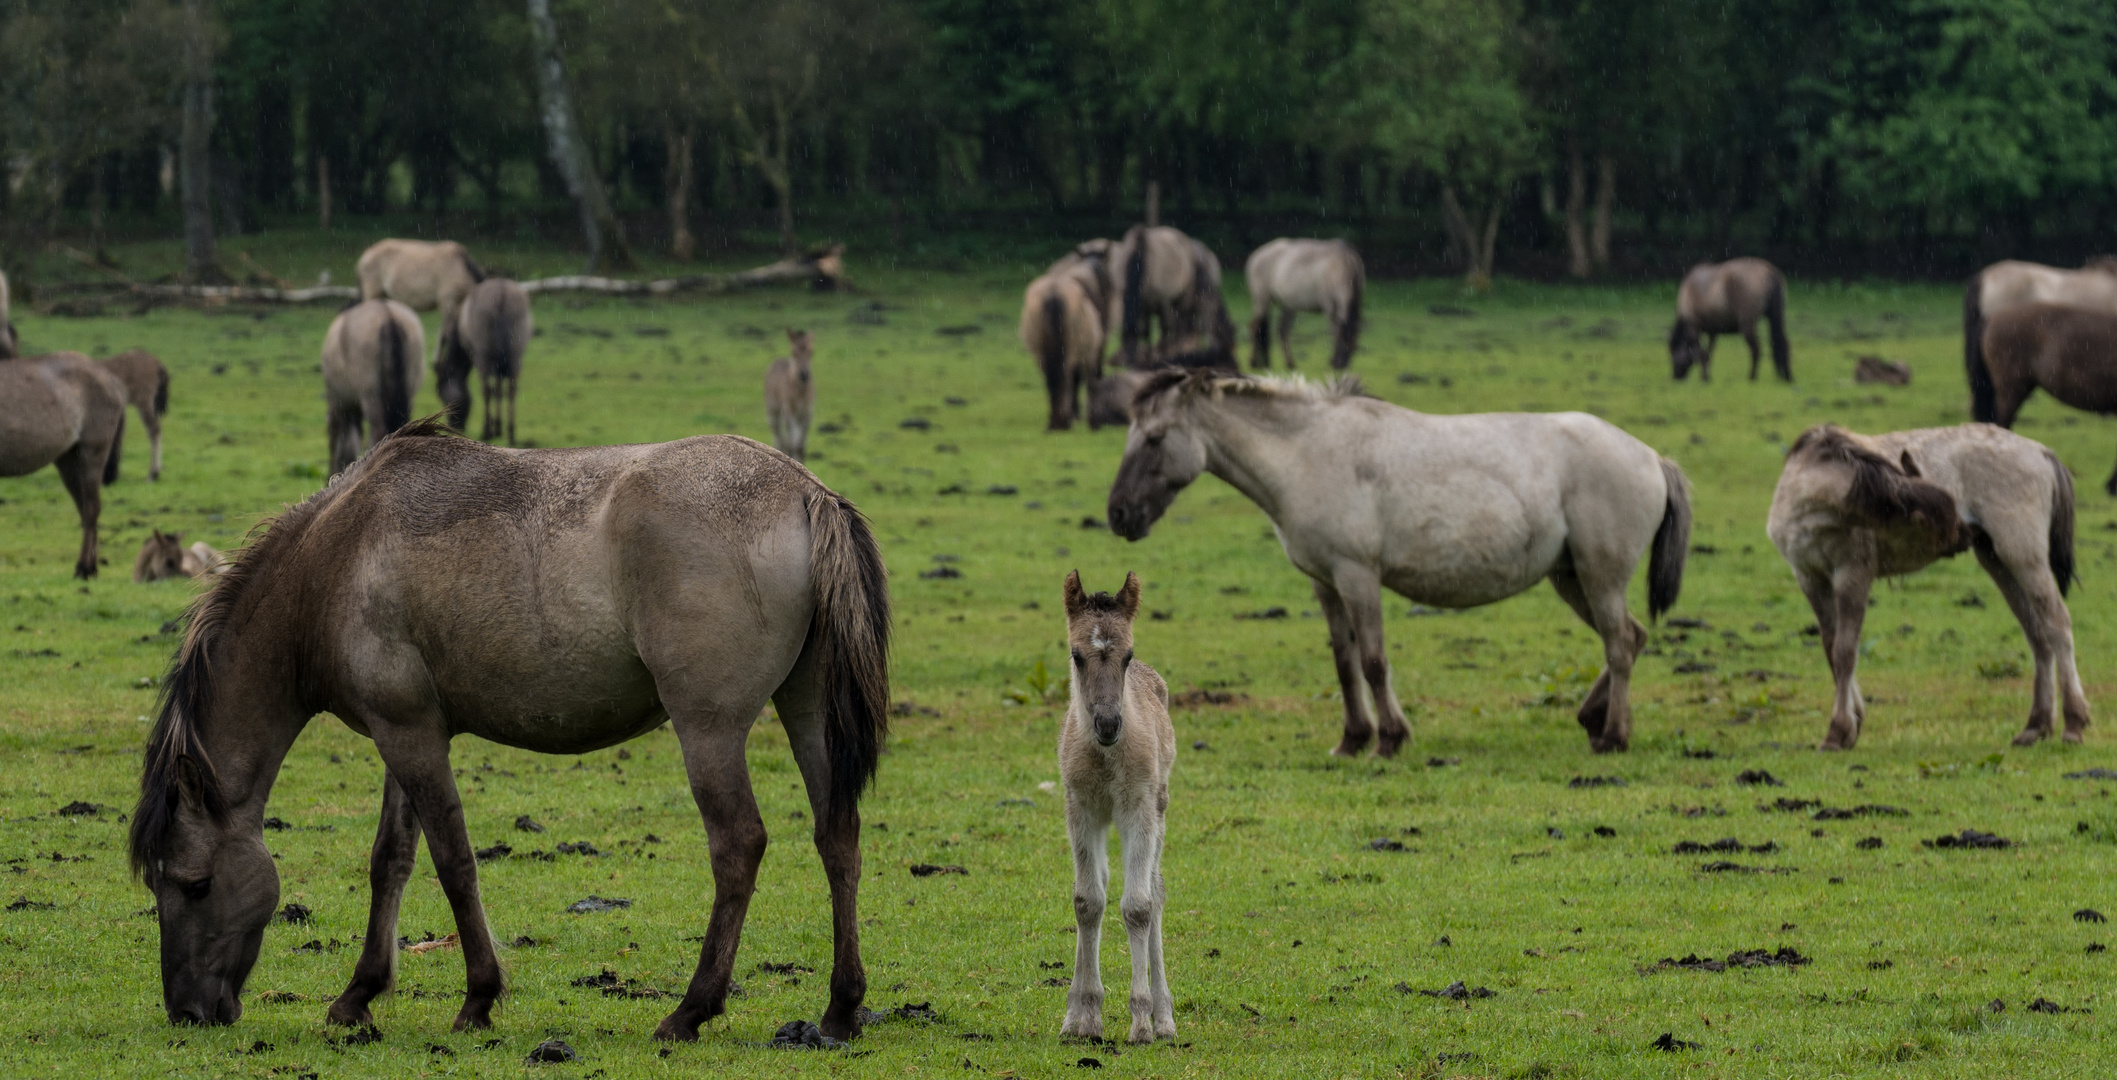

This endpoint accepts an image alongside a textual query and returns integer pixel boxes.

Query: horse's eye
[1145,434,1164,447]
[180,877,212,901]
[1071,650,1085,667]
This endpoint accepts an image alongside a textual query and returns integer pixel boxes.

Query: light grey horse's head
[1106,370,1213,540]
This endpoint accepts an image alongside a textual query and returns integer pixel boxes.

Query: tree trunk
[1146,179,1160,227]
[526,0,633,272]
[770,96,796,258]
[1478,196,1503,289]
[1591,152,1614,269]
[665,123,695,261]
[1565,143,1590,279]
[1439,183,1477,282]
[317,155,331,229]
[179,0,225,284]
[1440,181,1502,292]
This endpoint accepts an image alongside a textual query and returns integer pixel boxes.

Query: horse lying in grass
[1107,371,1690,754]
[1969,302,2117,493]
[1669,257,1790,382]
[1244,238,1363,371]
[0,351,128,578]
[1058,571,1175,1044]
[1964,258,2117,423]
[1021,241,1113,430]
[101,349,171,481]
[1769,423,2084,749]
[1109,225,1235,367]
[438,278,533,445]
[133,530,223,582]
[764,329,815,460]
[128,420,891,1041]
[322,299,424,475]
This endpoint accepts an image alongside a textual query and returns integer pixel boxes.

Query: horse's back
[0,353,123,475]
[358,239,476,309]
[324,300,425,402]
[1980,262,2117,317]
[1857,425,2062,559]
[1983,303,2117,411]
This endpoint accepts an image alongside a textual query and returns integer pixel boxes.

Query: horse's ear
[1900,450,1922,478]
[1116,573,1141,619]
[1063,570,1087,617]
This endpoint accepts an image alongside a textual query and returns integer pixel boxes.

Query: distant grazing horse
[764,329,815,460]
[1244,239,1364,370]
[0,352,127,578]
[437,278,532,445]
[1669,257,1790,382]
[357,239,486,366]
[1965,259,2117,423]
[1972,303,2117,493]
[100,349,171,480]
[1107,371,1690,755]
[1109,225,1235,367]
[0,269,16,358]
[133,530,223,582]
[322,299,425,475]
[128,422,891,1041]
[1022,242,1114,430]
[1058,571,1176,1044]
[1769,423,2082,749]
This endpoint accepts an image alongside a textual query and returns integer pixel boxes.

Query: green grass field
[4,231,2116,1078]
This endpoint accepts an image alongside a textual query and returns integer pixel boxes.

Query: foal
[765,329,815,461]
[1059,571,1176,1044]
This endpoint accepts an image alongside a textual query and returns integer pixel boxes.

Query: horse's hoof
[1060,1018,1104,1041]
[2012,729,2050,747]
[324,1000,374,1028]
[451,1005,494,1032]
[652,1016,702,1042]
[1329,740,1369,758]
[819,1009,863,1043]
[1374,733,1407,758]
[1588,736,1628,754]
[2065,729,2087,744]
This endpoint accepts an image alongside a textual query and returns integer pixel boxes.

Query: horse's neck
[1195,397,1322,519]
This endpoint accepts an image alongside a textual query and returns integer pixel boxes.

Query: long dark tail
[104,411,126,485]
[462,252,487,283]
[1332,258,1364,369]
[378,314,411,435]
[1649,458,1692,620]
[1766,272,1791,381]
[489,291,522,379]
[806,489,892,822]
[153,364,170,418]
[2047,449,2076,596]
[1121,225,1148,362]
[1038,292,1069,427]
[1965,275,1997,422]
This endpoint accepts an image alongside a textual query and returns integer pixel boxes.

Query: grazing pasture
[2,233,2115,1077]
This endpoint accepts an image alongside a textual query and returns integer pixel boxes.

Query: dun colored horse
[1769,424,2083,748]
[357,239,486,366]
[133,530,224,582]
[128,422,891,1041]
[765,329,816,460]
[1244,239,1364,370]
[1058,571,1176,1044]
[1107,371,1690,755]
[437,279,532,444]
[100,349,171,480]
[1109,225,1235,367]
[1021,241,1114,430]
[322,299,425,475]
[1965,260,2117,421]
[0,352,127,578]
[1971,302,2117,493]
[1669,257,1790,382]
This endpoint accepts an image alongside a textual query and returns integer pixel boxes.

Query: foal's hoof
[1330,737,1371,758]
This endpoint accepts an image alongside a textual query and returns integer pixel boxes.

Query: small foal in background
[1058,570,1176,1043]
[765,329,815,461]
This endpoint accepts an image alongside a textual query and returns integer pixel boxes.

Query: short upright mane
[1132,369,1365,410]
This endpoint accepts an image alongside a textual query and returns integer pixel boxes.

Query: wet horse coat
[0,352,128,578]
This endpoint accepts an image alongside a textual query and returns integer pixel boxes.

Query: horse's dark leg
[328,772,422,1027]
[2105,442,2117,497]
[1336,568,1410,756]
[142,404,164,482]
[1278,310,1297,369]
[1701,334,1716,382]
[366,721,506,1031]
[776,649,868,1042]
[51,445,103,580]
[1744,327,1762,381]
[1311,577,1374,756]
[1548,561,1611,740]
[654,727,768,1041]
[505,376,518,447]
[1248,305,1271,369]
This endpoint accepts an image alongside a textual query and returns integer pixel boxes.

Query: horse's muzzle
[1093,709,1123,746]
[166,983,241,1026]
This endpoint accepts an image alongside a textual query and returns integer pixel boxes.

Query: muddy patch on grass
[1568,775,1625,789]
[1671,837,1779,855]
[1642,947,1810,973]
[525,1038,577,1062]
[570,967,672,999]
[565,895,632,913]
[1651,1033,1703,1051]
[909,864,968,877]
[1924,829,2011,849]
[1734,770,1784,787]
[857,1001,941,1025]
[766,1020,846,1049]
[54,801,102,817]
[1170,689,1249,708]
[1398,979,1494,1000]
[1814,804,1908,820]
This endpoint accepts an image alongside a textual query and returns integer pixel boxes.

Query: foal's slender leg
[1311,577,1374,756]
[1118,792,1174,1042]
[1817,566,1872,750]
[1976,543,2063,745]
[778,652,868,1041]
[1278,309,1297,369]
[328,772,422,1026]
[1334,568,1410,756]
[1061,796,1111,1040]
[654,726,769,1041]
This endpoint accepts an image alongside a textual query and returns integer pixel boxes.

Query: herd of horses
[4,231,2117,1046]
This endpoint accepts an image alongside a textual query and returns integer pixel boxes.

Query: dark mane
[1788,424,1965,552]
[129,417,457,879]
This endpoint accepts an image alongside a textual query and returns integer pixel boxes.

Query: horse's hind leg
[1311,577,1375,756]
[52,445,104,579]
[143,407,164,481]
[654,723,772,1041]
[328,772,423,1027]
[1248,304,1271,369]
[1548,561,1612,741]
[1804,566,1871,750]
[776,646,868,1041]
[1744,327,1762,380]
[1278,310,1297,369]
[1975,540,2073,745]
[1554,550,1647,753]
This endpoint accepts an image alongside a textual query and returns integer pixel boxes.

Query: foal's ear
[1899,450,1922,478]
[1116,572,1142,619]
[1063,570,1087,617]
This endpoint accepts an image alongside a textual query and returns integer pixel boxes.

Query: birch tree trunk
[665,123,696,261]
[1564,143,1590,279]
[1591,152,1615,269]
[526,0,634,271]
[179,0,225,284]
[1440,181,1503,292]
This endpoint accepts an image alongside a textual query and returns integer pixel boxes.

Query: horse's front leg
[1311,577,1374,755]
[51,445,103,580]
[655,727,767,1041]
[328,771,422,1027]
[1336,569,1410,756]
[1819,567,1872,749]
[367,717,506,1030]
[1744,327,1762,380]
[1061,798,1110,1040]
[1700,334,1717,382]
[1117,797,1172,1043]
[1248,307,1271,369]
[780,663,868,1042]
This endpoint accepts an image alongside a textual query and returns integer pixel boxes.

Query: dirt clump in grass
[1399,979,1494,1000]
[1644,947,1809,973]
[571,967,671,999]
[525,1038,577,1062]
[1569,775,1625,789]
[909,864,967,877]
[1671,837,1778,855]
[1924,829,2011,849]
[766,1020,844,1049]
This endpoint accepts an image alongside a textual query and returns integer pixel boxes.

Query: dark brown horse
[1975,301,2117,493]
[0,352,128,578]
[1669,257,1791,382]
[129,422,891,1043]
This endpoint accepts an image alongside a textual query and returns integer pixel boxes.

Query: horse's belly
[1377,501,1564,607]
[437,642,666,754]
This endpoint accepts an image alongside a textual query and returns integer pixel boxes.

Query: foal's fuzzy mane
[128,417,458,879]
[1133,369,1365,410]
[1786,423,1965,551]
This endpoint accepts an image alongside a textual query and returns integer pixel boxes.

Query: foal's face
[1107,398,1206,540]
[136,531,187,582]
[1065,571,1141,746]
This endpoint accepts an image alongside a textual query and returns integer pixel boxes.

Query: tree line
[4,0,2114,283]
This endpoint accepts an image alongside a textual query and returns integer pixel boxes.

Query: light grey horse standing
[1670,257,1790,382]
[1106,371,1690,755]
[0,351,128,578]
[322,299,425,475]
[437,278,532,445]
[1768,423,2084,749]
[1244,239,1364,370]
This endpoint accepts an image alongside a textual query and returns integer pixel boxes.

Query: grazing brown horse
[1769,424,2083,748]
[100,349,171,480]
[1109,225,1235,367]
[764,329,816,460]
[437,279,532,444]
[1973,302,2117,493]
[1669,257,1790,382]
[358,239,486,367]
[1022,242,1114,430]
[322,299,425,475]
[128,422,891,1042]
[0,352,128,578]
[133,530,224,582]
[1244,238,1364,370]
[1964,259,2117,422]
